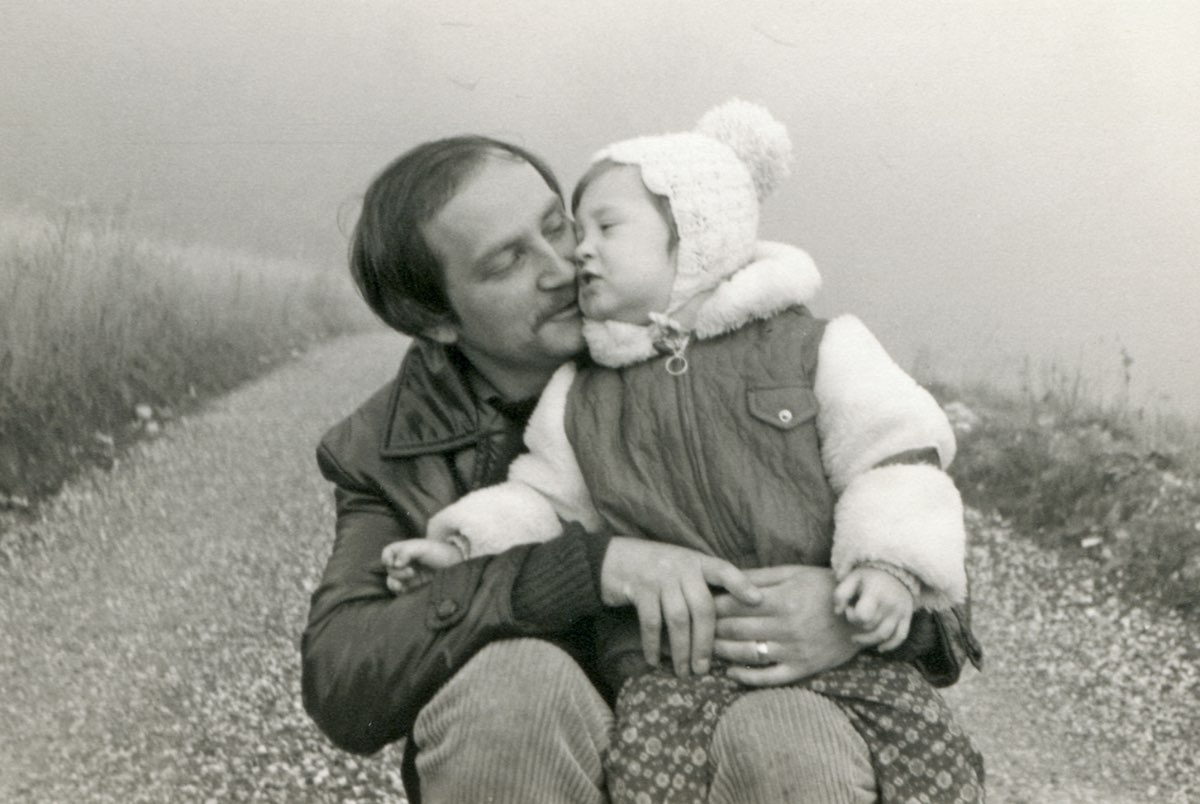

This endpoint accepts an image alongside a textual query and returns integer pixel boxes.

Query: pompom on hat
[589,98,793,315]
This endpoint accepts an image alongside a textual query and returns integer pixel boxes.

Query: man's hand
[600,537,763,678]
[382,538,466,595]
[833,566,915,652]
[712,565,861,686]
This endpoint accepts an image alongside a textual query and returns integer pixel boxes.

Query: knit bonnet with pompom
[590,98,793,315]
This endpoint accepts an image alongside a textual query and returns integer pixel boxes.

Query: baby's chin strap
[648,312,692,376]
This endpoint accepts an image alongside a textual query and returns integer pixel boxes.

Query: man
[302,135,974,802]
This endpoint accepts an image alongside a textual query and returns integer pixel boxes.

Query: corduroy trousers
[412,639,875,803]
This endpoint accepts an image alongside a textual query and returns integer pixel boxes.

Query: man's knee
[710,688,876,804]
[418,639,606,737]
[413,639,613,803]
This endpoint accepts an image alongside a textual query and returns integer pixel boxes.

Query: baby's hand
[832,566,914,652]
[382,538,467,595]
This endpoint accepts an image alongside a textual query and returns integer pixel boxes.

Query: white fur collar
[582,241,822,368]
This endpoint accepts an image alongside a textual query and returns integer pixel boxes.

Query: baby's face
[573,165,676,324]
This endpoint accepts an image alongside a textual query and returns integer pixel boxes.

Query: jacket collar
[582,241,822,368]
[379,339,510,457]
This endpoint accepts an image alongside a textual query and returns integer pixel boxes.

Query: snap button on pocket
[435,599,459,618]
[747,386,818,430]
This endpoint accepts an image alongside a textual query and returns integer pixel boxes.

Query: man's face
[422,155,584,397]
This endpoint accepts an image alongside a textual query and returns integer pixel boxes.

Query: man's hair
[349,136,563,337]
[571,159,679,250]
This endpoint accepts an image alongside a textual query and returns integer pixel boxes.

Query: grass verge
[926,365,1200,615]
[0,205,374,505]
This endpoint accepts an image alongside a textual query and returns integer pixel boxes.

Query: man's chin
[538,320,586,358]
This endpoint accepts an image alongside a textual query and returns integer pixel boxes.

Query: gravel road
[1,332,1196,803]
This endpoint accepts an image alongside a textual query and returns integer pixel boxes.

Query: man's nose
[535,240,577,289]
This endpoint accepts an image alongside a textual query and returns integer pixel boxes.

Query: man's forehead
[429,158,559,258]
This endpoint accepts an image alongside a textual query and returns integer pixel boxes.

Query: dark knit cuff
[579,523,612,596]
[510,522,610,629]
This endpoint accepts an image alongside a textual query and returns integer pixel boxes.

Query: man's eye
[544,215,568,237]
[485,249,521,276]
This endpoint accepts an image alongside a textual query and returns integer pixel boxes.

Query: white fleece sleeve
[425,362,603,557]
[815,315,966,608]
[832,464,966,609]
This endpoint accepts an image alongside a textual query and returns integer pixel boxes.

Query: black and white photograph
[2,2,1197,802]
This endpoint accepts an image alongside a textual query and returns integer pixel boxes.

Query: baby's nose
[573,236,594,261]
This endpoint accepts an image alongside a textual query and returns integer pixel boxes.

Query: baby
[385,100,982,802]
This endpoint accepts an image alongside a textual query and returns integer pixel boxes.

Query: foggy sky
[3,1,1198,414]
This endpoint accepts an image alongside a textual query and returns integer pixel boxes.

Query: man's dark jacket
[302,339,610,759]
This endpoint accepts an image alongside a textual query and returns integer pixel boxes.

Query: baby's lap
[617,653,947,729]
[801,651,951,713]
[714,684,868,751]
[610,669,870,762]
[422,640,946,738]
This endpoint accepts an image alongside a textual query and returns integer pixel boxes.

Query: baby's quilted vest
[566,306,835,570]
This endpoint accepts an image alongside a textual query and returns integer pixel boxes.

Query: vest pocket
[747,386,818,430]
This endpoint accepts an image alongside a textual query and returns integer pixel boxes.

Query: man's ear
[423,322,459,345]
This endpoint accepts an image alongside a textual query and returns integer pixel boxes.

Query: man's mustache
[535,291,580,325]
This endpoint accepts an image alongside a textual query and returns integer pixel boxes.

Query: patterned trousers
[606,652,984,803]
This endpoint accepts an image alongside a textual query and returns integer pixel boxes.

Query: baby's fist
[833,566,915,652]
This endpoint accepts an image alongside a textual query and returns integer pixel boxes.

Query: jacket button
[778,409,793,423]
[435,599,459,618]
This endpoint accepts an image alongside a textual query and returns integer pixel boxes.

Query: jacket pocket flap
[747,386,818,430]
[425,560,486,631]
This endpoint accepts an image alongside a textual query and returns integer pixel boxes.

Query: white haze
[2,1,1197,414]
